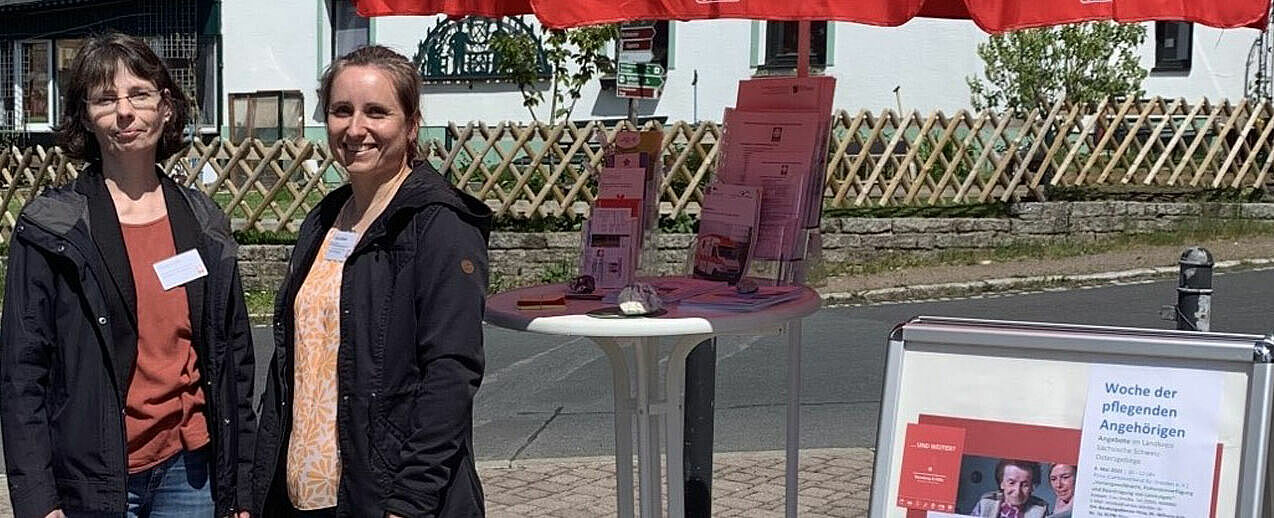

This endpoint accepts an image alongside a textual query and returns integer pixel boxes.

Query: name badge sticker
[153,249,208,291]
[325,230,360,262]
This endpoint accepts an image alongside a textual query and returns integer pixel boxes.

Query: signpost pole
[797,21,811,78]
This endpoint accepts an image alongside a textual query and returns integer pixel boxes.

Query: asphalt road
[6,269,1274,471]
[246,267,1274,462]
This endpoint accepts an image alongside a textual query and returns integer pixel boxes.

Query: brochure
[579,207,639,290]
[610,130,664,233]
[600,276,723,305]
[597,166,647,201]
[736,76,836,229]
[693,183,761,283]
[679,284,803,311]
[718,108,824,186]
[746,153,811,260]
[579,130,665,286]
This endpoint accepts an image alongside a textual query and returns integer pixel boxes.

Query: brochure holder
[871,316,1274,518]
[581,129,666,287]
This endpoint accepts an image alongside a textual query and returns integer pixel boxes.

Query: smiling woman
[251,46,491,518]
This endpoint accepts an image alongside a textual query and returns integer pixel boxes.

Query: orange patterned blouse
[287,229,346,510]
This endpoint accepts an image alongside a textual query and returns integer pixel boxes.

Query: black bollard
[684,338,716,516]
[1176,247,1214,332]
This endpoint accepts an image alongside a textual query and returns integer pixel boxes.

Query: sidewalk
[480,448,874,517]
[0,448,874,517]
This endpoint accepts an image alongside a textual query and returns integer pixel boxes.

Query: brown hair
[53,32,190,161]
[318,45,422,162]
[994,459,1041,486]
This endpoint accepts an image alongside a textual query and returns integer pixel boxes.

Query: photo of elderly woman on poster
[966,459,1049,518]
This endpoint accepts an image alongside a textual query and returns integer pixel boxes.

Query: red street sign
[621,39,654,51]
[617,85,660,99]
[620,27,656,40]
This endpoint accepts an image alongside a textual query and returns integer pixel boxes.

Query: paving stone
[471,448,874,517]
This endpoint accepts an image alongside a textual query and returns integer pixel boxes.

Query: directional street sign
[618,50,655,64]
[618,73,665,88]
[617,86,660,99]
[616,21,666,99]
[620,27,656,40]
[621,39,653,52]
[618,62,665,75]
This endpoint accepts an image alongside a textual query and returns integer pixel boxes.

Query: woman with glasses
[0,33,255,518]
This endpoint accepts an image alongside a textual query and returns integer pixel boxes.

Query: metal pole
[797,21,811,78]
[628,98,637,127]
[784,320,803,517]
[683,338,715,517]
[1176,247,1214,332]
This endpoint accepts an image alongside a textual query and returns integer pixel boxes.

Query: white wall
[1142,25,1260,102]
[221,0,325,128]
[217,3,1266,132]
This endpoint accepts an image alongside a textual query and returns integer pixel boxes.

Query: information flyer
[693,183,761,283]
[1073,365,1224,518]
[896,423,966,513]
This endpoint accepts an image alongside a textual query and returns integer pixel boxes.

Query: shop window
[195,35,219,129]
[228,90,304,142]
[1154,22,1192,73]
[650,21,671,70]
[54,39,85,122]
[331,0,369,59]
[0,43,13,129]
[20,40,52,127]
[763,21,826,69]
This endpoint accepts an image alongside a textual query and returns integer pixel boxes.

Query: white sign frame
[869,316,1274,518]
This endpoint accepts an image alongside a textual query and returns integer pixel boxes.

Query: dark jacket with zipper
[251,162,491,518]
[0,164,256,518]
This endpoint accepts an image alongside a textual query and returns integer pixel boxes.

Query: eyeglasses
[85,89,164,112]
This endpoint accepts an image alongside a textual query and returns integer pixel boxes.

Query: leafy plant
[491,25,619,123]
[968,22,1148,112]
[233,229,301,245]
[538,258,577,284]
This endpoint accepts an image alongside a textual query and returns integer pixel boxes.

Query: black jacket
[0,165,256,518]
[252,163,492,518]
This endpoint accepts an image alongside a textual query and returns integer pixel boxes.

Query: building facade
[0,0,219,145]
[1,0,1269,143]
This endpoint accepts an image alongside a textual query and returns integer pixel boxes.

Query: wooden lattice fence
[0,97,1271,243]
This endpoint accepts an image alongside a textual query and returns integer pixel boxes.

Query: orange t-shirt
[120,215,210,473]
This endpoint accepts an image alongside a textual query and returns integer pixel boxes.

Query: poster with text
[1073,365,1224,518]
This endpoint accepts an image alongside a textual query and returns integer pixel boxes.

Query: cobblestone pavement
[0,448,874,517]
[480,448,874,517]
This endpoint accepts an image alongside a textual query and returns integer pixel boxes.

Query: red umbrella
[527,0,1270,30]
[355,0,1270,31]
[354,0,531,18]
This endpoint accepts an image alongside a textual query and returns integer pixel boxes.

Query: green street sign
[618,62,665,76]
[618,73,665,88]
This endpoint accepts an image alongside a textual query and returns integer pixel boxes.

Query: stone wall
[235,201,1274,291]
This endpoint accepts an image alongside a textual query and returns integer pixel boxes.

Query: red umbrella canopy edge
[355,0,533,18]
[355,0,1270,32]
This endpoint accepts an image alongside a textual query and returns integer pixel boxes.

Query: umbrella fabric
[526,0,931,29]
[354,0,531,18]
[353,0,1269,31]
[939,0,1270,32]
[525,0,1268,31]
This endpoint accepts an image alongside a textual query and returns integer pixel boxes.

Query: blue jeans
[68,448,214,518]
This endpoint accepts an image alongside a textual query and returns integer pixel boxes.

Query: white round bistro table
[485,278,821,518]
